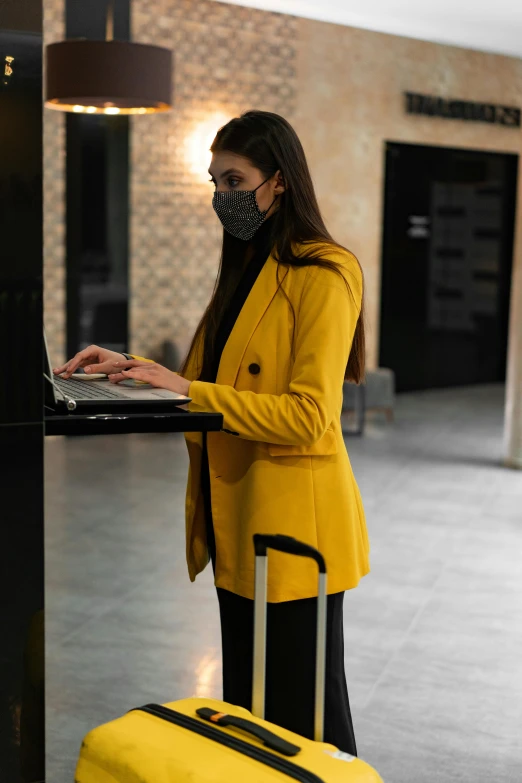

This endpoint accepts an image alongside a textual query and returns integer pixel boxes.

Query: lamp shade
[45,39,172,115]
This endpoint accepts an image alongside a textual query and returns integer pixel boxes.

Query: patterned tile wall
[130,0,298,361]
[43,0,66,365]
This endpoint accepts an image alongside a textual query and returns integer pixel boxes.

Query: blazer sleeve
[188,258,362,446]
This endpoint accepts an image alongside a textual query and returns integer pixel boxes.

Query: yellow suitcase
[75,535,384,782]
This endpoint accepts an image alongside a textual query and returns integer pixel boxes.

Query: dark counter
[44,409,223,436]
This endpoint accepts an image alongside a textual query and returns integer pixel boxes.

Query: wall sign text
[404,92,520,128]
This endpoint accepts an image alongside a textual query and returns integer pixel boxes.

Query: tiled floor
[45,384,522,782]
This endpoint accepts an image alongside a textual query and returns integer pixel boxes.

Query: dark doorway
[66,113,129,356]
[379,142,518,392]
[65,0,130,358]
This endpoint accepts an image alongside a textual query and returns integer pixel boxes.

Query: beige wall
[43,0,66,364]
[129,0,298,361]
[294,22,522,368]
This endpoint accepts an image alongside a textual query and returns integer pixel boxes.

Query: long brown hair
[179,110,365,384]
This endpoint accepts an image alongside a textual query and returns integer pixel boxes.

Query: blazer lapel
[216,254,288,387]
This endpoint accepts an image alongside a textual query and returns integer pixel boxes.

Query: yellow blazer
[135,242,370,602]
[179,241,371,603]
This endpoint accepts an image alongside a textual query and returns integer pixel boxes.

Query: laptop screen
[43,329,58,410]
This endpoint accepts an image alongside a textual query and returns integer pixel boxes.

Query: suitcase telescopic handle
[252,534,328,744]
[253,534,326,573]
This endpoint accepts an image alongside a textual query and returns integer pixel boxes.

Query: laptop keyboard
[55,377,125,401]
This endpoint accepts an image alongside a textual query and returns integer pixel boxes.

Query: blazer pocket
[267,428,338,457]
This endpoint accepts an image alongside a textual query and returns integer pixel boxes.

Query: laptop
[44,330,191,414]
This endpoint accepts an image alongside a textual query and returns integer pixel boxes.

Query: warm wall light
[186,113,231,181]
[44,1,172,115]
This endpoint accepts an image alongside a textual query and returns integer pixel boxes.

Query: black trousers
[216,587,357,756]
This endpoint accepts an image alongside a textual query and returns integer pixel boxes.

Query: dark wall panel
[0,13,44,783]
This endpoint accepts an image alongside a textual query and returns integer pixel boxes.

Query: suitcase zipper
[134,704,326,783]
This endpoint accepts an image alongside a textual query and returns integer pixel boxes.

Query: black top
[201,217,276,568]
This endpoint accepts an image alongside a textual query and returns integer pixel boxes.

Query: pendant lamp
[45,1,172,115]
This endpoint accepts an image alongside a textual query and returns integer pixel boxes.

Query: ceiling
[217,0,522,59]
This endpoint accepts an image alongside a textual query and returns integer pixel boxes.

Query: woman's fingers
[109,364,185,395]
[108,363,157,384]
[112,360,155,370]
[52,362,69,374]
[108,362,161,385]
[83,358,152,375]
[83,359,123,375]
[120,368,157,385]
[53,358,80,375]
[52,345,136,378]
[102,360,153,377]
[55,351,93,378]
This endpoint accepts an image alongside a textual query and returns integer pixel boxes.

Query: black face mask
[212,177,278,241]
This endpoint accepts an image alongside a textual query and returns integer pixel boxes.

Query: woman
[54,110,370,756]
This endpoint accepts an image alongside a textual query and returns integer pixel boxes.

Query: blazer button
[248,363,261,375]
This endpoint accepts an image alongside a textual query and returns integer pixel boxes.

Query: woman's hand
[110,360,191,397]
[53,345,130,379]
